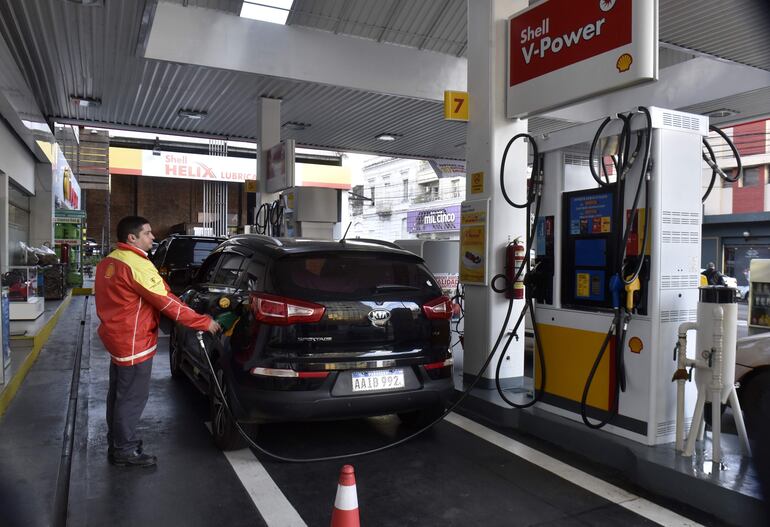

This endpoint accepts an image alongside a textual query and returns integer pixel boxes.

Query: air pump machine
[530,107,706,446]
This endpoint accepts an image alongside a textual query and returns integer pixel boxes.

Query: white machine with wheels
[529,107,707,445]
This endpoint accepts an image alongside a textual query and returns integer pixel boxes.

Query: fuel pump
[531,107,708,446]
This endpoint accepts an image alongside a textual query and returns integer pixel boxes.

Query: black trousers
[106,358,154,456]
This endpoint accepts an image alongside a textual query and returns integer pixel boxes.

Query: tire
[398,404,446,428]
[169,328,183,380]
[209,367,248,451]
[740,370,770,438]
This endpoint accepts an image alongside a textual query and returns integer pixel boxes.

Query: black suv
[151,234,226,295]
[170,235,454,449]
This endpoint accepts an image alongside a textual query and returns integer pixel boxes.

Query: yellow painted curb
[72,287,92,296]
[0,292,75,416]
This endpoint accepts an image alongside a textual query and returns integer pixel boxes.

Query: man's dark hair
[116,216,150,243]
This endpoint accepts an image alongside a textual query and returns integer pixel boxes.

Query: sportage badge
[368,308,391,327]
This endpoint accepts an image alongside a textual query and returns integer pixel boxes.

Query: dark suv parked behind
[150,234,226,295]
[171,235,455,449]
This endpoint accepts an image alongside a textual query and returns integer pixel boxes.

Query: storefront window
[725,245,770,286]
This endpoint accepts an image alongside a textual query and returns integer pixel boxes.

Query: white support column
[258,97,282,208]
[463,0,529,388]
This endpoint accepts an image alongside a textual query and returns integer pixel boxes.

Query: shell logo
[616,53,633,73]
[104,262,115,279]
[628,336,643,354]
[599,0,617,12]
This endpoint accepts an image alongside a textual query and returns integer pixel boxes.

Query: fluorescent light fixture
[375,134,397,141]
[70,96,101,108]
[240,0,291,25]
[64,0,104,6]
[283,121,310,131]
[704,108,738,118]
[178,109,208,120]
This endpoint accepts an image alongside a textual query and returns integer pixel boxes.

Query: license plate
[351,369,405,392]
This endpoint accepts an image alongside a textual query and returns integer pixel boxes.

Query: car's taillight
[422,295,453,320]
[251,293,325,325]
[423,358,454,370]
[423,358,454,379]
[250,367,329,379]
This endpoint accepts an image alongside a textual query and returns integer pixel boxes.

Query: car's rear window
[273,252,440,300]
[165,239,221,267]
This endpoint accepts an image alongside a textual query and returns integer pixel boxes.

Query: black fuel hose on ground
[197,292,520,463]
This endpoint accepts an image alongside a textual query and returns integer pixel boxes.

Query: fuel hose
[196,290,520,463]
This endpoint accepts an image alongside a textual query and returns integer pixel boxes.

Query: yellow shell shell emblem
[616,53,633,73]
[218,297,231,309]
[104,262,115,279]
[628,336,644,354]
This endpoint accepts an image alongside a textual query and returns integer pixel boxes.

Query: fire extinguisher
[505,238,526,299]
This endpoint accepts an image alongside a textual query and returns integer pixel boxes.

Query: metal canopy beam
[543,57,770,125]
[144,2,467,102]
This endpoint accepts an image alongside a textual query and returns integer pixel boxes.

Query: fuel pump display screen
[562,188,617,310]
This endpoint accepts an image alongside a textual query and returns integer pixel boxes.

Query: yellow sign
[460,226,485,284]
[245,179,258,193]
[576,273,590,298]
[459,199,489,285]
[444,90,469,121]
[470,171,484,194]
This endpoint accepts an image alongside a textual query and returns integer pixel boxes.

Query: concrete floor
[0,297,752,526]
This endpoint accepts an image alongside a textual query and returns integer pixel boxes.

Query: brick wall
[88,175,243,248]
[732,165,766,214]
[733,121,767,157]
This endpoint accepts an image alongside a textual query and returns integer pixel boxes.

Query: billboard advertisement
[407,205,461,234]
[53,144,81,210]
[507,0,657,117]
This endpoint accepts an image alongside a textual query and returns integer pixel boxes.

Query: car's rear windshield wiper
[373,284,421,292]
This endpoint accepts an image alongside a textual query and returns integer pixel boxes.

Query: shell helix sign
[507,0,657,118]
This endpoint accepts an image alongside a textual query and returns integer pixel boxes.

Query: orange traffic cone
[331,464,360,527]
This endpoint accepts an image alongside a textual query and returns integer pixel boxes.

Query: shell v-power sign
[507,0,657,118]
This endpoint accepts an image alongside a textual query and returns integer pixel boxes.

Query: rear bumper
[229,369,454,423]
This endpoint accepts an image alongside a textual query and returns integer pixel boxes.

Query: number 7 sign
[444,90,469,121]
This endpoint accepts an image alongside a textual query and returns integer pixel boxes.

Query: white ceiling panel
[0,0,768,161]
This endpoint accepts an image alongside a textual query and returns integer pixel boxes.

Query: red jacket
[95,243,212,366]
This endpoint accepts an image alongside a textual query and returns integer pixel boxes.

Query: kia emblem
[368,308,391,327]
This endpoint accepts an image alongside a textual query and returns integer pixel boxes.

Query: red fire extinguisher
[505,238,526,299]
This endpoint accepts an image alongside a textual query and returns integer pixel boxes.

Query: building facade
[350,157,464,242]
[702,118,770,288]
